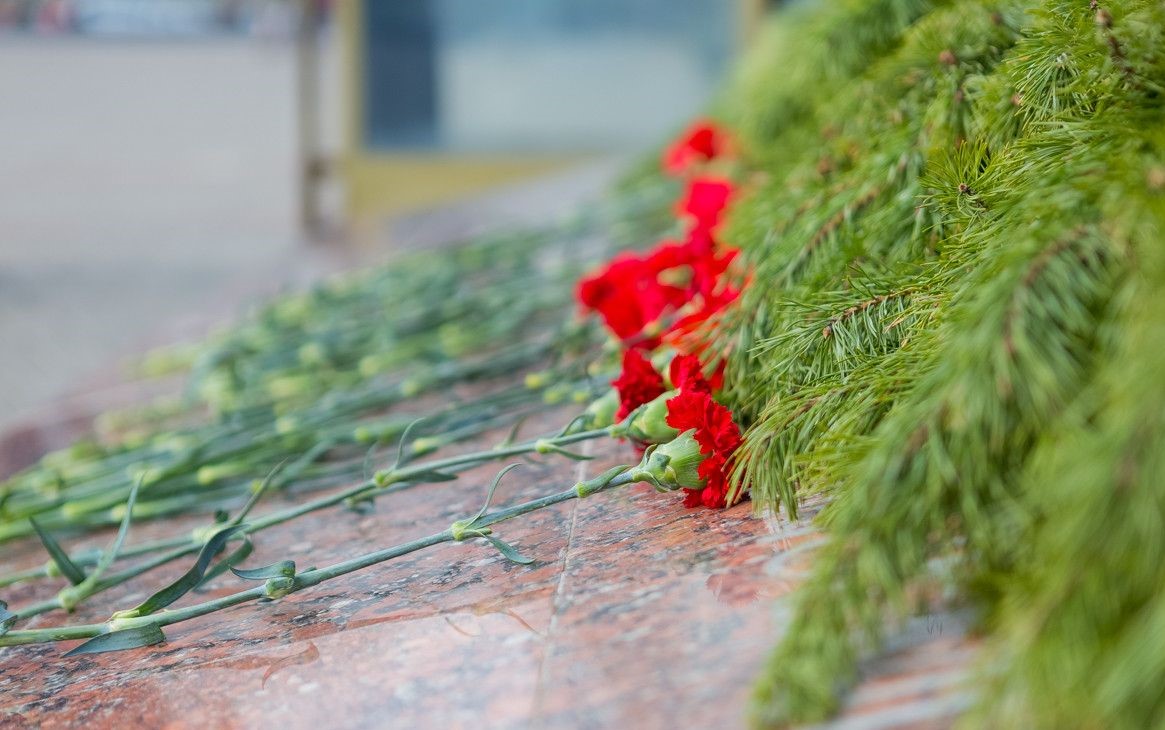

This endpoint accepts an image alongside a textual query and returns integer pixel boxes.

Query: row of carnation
[0,122,749,657]
[575,121,746,509]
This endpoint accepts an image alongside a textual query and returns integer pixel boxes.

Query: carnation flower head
[668,354,713,393]
[661,120,733,176]
[578,225,743,349]
[611,349,667,421]
[576,253,688,347]
[677,177,735,234]
[664,384,743,509]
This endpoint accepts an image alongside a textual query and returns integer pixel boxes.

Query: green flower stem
[5,425,615,620]
[1,353,577,539]
[15,542,203,619]
[243,425,612,533]
[0,469,637,650]
[0,382,592,587]
[0,530,199,590]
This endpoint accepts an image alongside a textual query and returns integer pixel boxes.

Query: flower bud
[196,461,248,486]
[400,377,426,397]
[358,354,385,377]
[410,436,442,456]
[581,389,619,429]
[645,430,707,490]
[127,466,164,487]
[265,374,311,399]
[625,392,680,443]
[298,342,326,366]
[542,384,572,405]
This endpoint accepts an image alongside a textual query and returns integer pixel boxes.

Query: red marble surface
[0,423,977,729]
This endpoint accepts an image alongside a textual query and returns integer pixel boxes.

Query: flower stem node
[373,469,396,488]
[450,520,489,542]
[107,612,159,632]
[57,585,86,613]
[263,576,297,600]
[573,465,631,499]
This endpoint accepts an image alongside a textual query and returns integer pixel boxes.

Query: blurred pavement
[0,36,626,434]
[0,36,323,429]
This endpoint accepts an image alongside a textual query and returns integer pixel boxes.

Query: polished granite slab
[0,421,976,729]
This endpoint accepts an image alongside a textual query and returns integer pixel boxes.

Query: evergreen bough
[715,0,1165,726]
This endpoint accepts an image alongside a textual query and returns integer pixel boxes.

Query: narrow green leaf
[0,600,16,636]
[484,535,535,565]
[410,470,459,483]
[123,524,245,617]
[468,463,522,526]
[391,418,426,469]
[196,535,254,589]
[343,494,376,513]
[64,625,165,656]
[554,414,588,438]
[231,560,296,581]
[544,444,595,461]
[231,458,290,526]
[90,476,143,582]
[361,442,379,481]
[28,518,87,585]
[496,416,528,448]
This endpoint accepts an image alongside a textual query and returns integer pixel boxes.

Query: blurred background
[0,0,757,431]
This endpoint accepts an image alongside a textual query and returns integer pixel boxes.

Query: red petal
[612,349,667,420]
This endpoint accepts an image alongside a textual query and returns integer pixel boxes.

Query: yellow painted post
[297,0,324,238]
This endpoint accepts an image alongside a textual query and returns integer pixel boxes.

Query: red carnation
[664,285,740,352]
[662,120,733,176]
[611,350,667,421]
[668,354,712,393]
[577,181,744,348]
[664,387,743,509]
[677,177,735,233]
[687,241,738,301]
[576,253,688,347]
